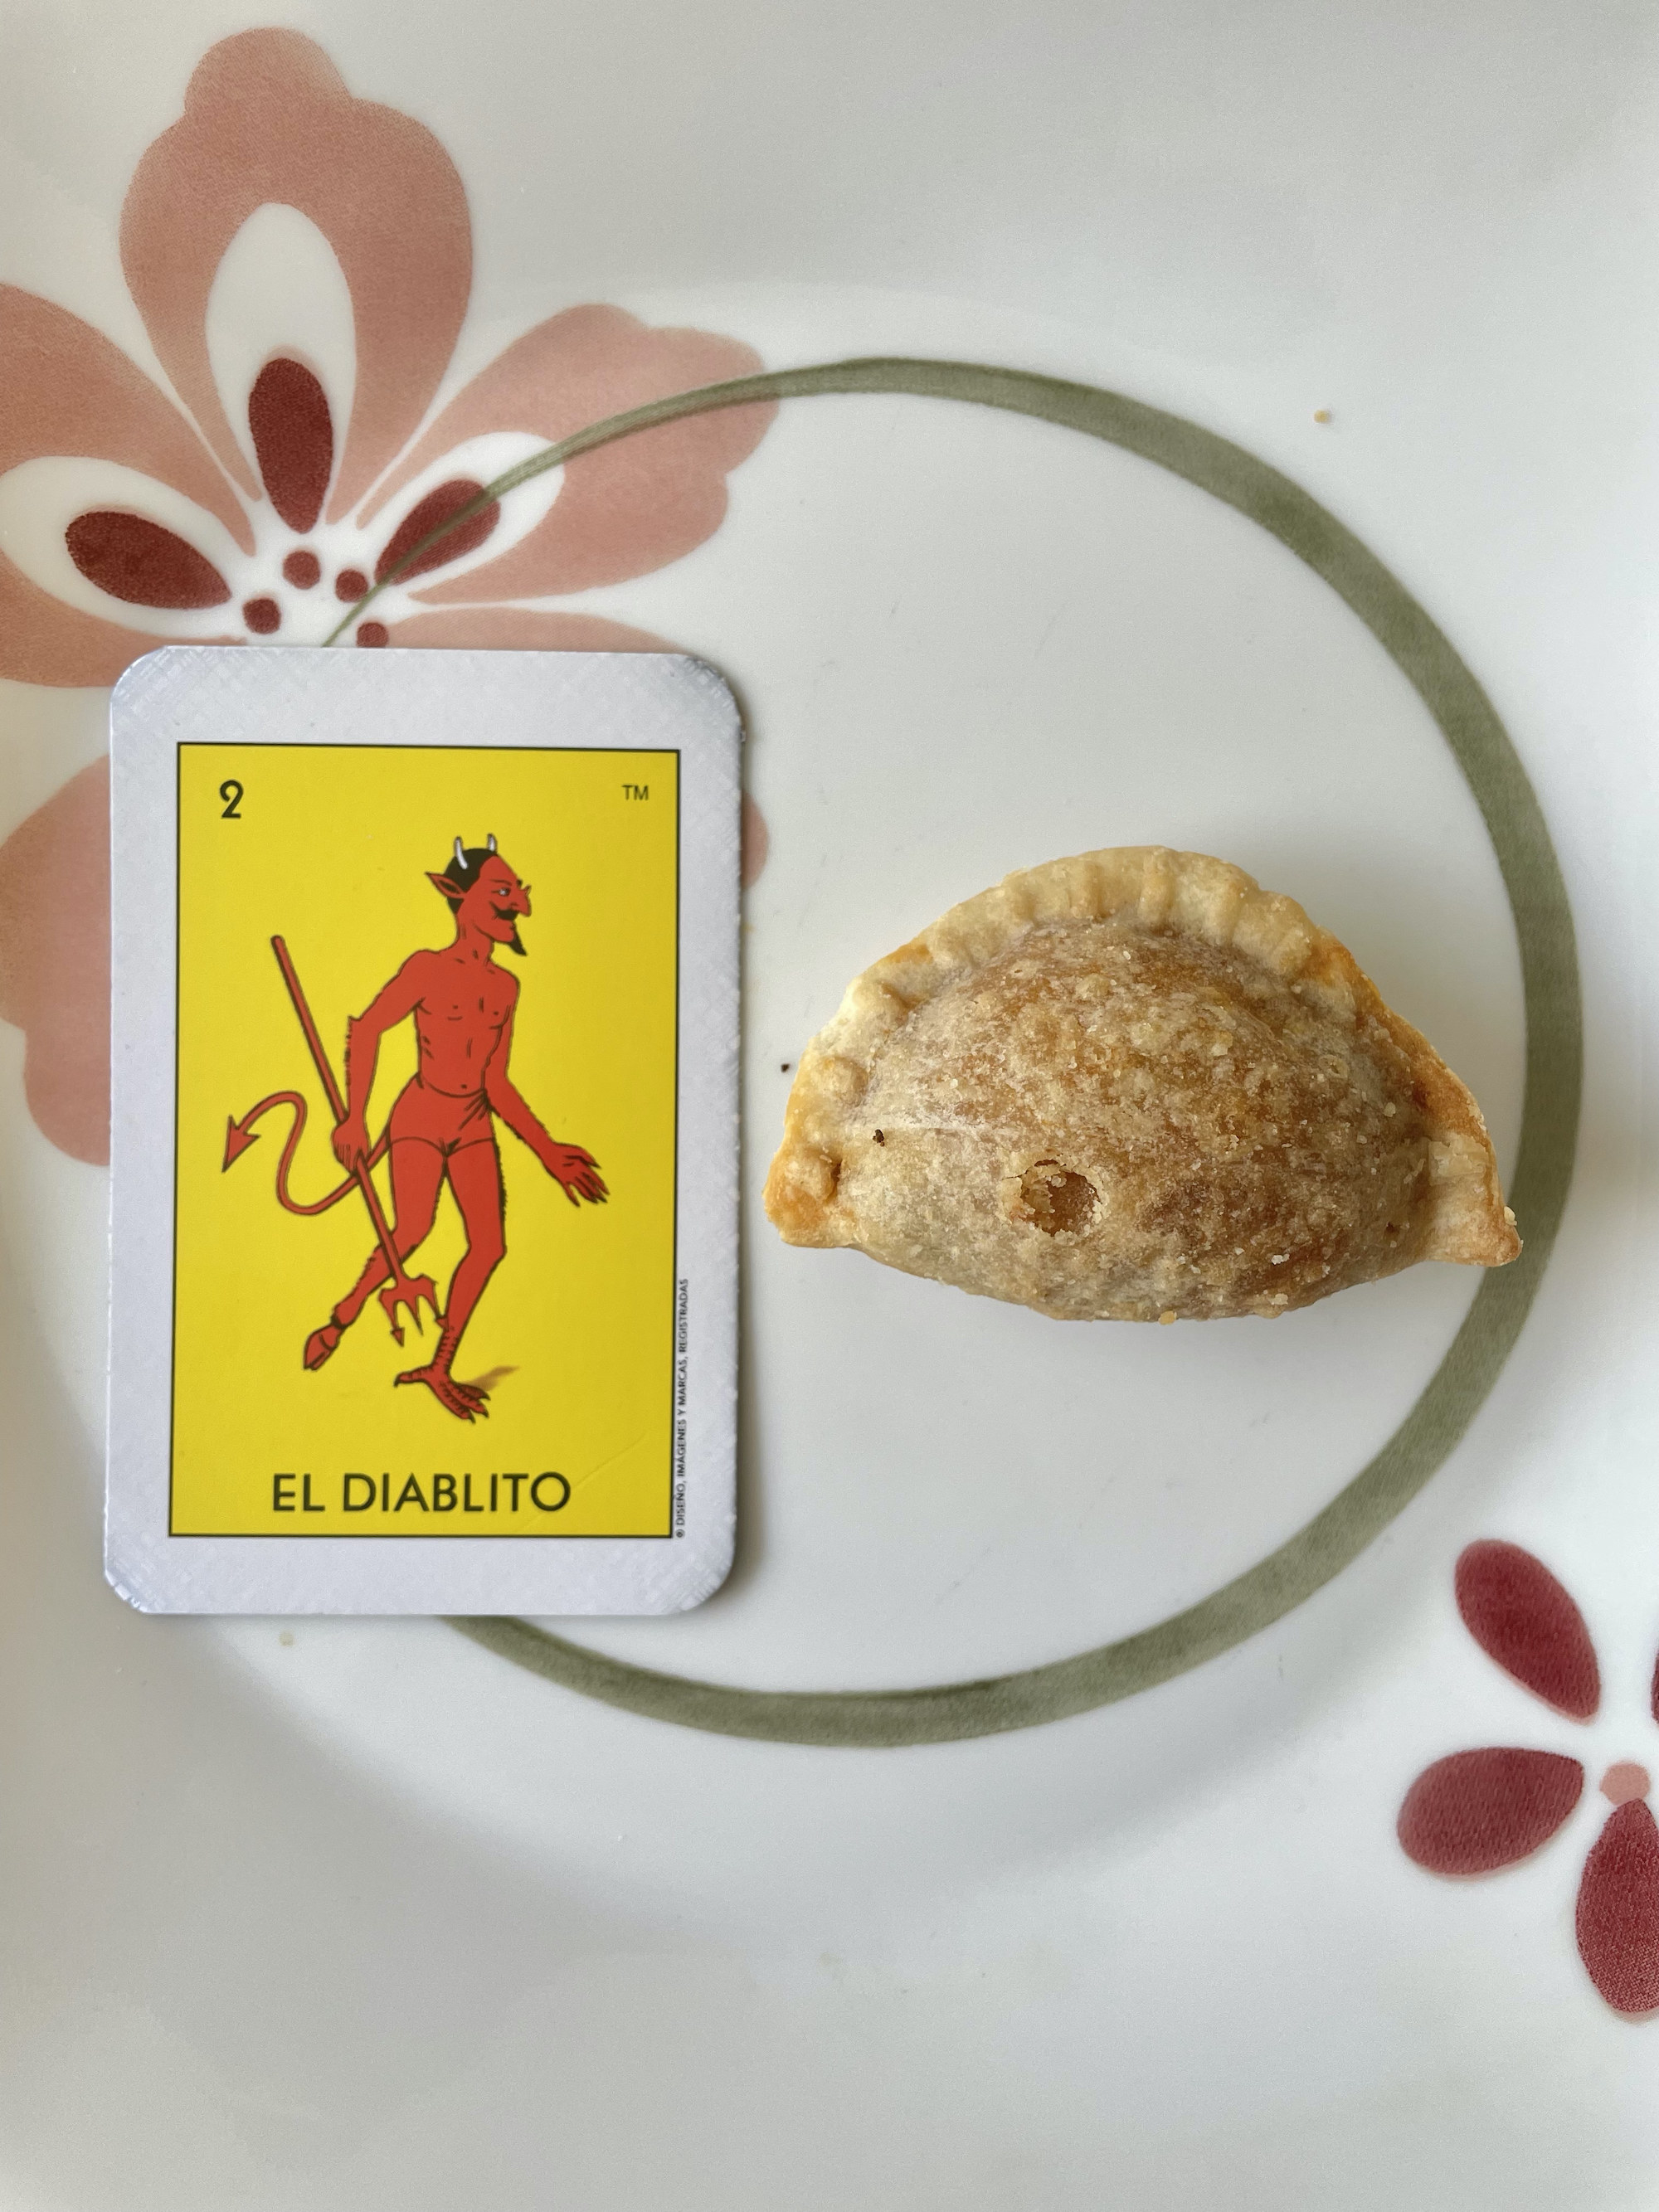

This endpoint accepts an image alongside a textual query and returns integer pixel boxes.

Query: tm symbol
[622,782,650,801]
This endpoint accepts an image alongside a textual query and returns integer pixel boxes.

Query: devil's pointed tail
[276,1118,392,1217]
[224,1090,390,1217]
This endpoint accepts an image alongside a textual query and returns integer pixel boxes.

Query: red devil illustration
[226,837,606,1422]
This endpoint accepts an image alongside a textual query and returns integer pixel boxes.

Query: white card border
[107,646,738,1614]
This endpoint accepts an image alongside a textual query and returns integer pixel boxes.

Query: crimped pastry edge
[761,845,1519,1273]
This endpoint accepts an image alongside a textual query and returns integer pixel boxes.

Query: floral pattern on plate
[0,27,774,1160]
[1399,1540,1659,2015]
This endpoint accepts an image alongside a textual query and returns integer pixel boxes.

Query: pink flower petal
[0,284,249,684]
[0,566,173,694]
[0,759,110,1165]
[1398,1747,1584,1875]
[248,359,333,532]
[383,608,676,652]
[1577,1800,1659,2014]
[741,795,770,889]
[65,513,231,610]
[119,30,470,520]
[360,306,773,603]
[1455,1540,1600,1719]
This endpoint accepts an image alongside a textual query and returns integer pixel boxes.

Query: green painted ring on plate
[445,357,1581,1748]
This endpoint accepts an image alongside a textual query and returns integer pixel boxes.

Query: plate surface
[1,3,1655,2205]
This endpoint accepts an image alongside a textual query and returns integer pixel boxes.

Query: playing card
[107,647,739,1613]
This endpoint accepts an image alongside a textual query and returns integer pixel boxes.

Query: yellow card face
[109,649,739,1613]
[172,741,678,1537]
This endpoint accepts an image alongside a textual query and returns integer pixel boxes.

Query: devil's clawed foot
[304,1315,346,1370]
[394,1362,490,1421]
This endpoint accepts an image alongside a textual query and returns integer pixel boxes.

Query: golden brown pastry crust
[762,847,1519,1320]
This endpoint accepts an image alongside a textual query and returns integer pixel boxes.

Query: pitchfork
[270,936,439,1346]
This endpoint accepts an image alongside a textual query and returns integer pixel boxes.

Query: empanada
[763,847,1518,1320]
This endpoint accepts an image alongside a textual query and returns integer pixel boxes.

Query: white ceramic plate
[2,7,1654,2204]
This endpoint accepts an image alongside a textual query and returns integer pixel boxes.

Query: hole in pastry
[1017,1161,1097,1237]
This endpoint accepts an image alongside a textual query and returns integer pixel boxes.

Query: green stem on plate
[321,355,1064,643]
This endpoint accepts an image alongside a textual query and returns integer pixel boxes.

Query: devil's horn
[487,833,497,853]
[453,836,466,870]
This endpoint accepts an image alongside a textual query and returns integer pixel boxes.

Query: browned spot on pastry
[1016,1161,1097,1236]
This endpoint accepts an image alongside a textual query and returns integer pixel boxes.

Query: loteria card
[107,647,739,1614]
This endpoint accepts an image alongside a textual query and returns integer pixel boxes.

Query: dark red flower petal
[65,513,231,610]
[374,479,498,584]
[248,358,333,533]
[1577,1800,1659,2013]
[1454,1540,1599,1719]
[1399,1747,1584,1874]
